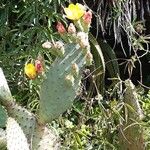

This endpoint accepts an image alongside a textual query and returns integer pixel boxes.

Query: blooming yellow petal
[64,8,74,20]
[76,3,85,12]
[64,3,85,20]
[68,3,76,9]
[24,63,37,79]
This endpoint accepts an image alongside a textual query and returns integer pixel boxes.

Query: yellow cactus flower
[24,63,37,79]
[64,3,85,20]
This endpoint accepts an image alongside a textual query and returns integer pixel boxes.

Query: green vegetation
[0,0,150,149]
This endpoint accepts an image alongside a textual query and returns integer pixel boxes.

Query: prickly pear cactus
[5,105,60,150]
[119,80,145,150]
[0,105,7,128]
[0,33,93,148]
[124,80,144,120]
[0,68,60,150]
[0,128,6,150]
[6,117,30,150]
[0,106,7,149]
[32,124,60,150]
[0,67,36,143]
[0,4,94,149]
[39,36,92,123]
[7,103,36,144]
[0,68,13,105]
[39,9,93,123]
[4,103,60,150]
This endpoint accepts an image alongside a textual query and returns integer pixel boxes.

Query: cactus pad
[0,68,13,102]
[39,43,86,123]
[6,117,30,150]
[0,128,6,150]
[7,103,36,143]
[0,105,7,128]
[32,124,60,150]
[119,80,145,150]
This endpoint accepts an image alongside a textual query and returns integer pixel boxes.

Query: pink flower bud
[83,11,92,25]
[68,23,76,34]
[56,22,66,34]
[35,60,43,74]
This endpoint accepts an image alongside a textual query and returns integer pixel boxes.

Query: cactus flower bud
[56,22,66,34]
[65,74,75,86]
[83,11,92,25]
[68,23,76,34]
[58,47,65,56]
[54,41,65,56]
[77,32,89,48]
[35,60,43,74]
[55,41,64,49]
[24,63,37,79]
[42,41,52,49]
[71,63,79,77]
[85,51,93,66]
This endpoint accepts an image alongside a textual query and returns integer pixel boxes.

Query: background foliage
[0,0,150,149]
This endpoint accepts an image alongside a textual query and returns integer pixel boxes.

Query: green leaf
[89,33,105,94]
[98,40,120,79]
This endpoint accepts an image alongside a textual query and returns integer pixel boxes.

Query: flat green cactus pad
[32,124,60,150]
[0,68,13,103]
[7,103,36,143]
[119,80,145,150]
[6,117,30,150]
[0,128,6,150]
[39,43,85,123]
[0,105,7,128]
